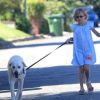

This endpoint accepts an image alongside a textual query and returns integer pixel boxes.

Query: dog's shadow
[0,65,77,92]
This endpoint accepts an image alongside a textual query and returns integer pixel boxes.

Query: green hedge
[15,16,31,33]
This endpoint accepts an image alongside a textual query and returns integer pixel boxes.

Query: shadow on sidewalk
[23,91,100,100]
[0,64,100,91]
[94,40,100,44]
[1,41,68,49]
[0,38,14,49]
[0,64,100,100]
[1,39,100,50]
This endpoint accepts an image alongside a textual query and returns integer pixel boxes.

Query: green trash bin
[48,14,64,36]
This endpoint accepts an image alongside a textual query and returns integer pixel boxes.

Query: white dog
[8,55,26,100]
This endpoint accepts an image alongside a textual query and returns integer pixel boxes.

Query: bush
[15,16,31,33]
[40,18,50,34]
[0,12,13,21]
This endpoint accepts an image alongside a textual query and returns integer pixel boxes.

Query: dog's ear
[22,62,27,67]
[8,63,13,74]
[8,63,12,67]
[23,68,26,74]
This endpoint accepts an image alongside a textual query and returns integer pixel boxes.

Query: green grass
[0,23,31,41]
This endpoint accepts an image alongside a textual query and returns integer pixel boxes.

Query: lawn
[0,23,31,41]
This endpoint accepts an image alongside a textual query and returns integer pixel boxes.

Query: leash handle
[26,40,67,70]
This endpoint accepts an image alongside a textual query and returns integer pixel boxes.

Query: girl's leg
[79,66,85,94]
[83,64,90,82]
[84,64,94,92]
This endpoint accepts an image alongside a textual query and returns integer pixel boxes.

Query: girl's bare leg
[79,66,85,94]
[83,64,90,82]
[84,64,94,92]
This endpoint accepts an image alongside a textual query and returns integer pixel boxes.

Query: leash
[26,39,69,70]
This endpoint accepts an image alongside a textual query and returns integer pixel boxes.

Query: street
[0,34,100,100]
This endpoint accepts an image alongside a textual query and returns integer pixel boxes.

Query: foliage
[44,0,65,15]
[0,12,13,21]
[40,18,50,34]
[0,0,15,14]
[28,2,46,18]
[0,0,23,21]
[15,16,31,33]
[27,2,48,35]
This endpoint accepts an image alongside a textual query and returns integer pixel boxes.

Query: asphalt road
[0,34,100,100]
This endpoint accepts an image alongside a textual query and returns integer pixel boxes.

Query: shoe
[88,87,94,92]
[79,89,85,95]
[86,82,94,92]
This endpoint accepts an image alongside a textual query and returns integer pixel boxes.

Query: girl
[70,7,100,95]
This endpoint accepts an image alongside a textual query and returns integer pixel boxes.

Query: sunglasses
[76,15,84,19]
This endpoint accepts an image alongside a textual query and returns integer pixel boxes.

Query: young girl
[70,7,100,95]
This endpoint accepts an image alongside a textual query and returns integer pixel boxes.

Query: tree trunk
[30,16,41,37]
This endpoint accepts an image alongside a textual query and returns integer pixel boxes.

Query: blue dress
[71,21,96,66]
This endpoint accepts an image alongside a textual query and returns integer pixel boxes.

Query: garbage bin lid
[49,14,64,19]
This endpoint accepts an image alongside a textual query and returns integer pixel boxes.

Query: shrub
[40,18,50,34]
[0,12,13,21]
[15,16,31,33]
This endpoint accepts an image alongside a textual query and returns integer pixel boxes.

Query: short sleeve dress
[70,21,96,66]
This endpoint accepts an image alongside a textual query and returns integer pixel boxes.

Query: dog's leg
[16,79,24,100]
[10,80,16,100]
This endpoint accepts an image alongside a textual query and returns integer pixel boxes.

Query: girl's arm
[92,28,100,37]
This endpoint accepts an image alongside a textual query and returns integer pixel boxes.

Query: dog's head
[8,56,26,78]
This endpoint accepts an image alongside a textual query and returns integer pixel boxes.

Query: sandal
[88,87,94,92]
[79,89,85,95]
[86,82,94,92]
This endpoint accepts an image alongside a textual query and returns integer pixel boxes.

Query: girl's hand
[86,55,92,60]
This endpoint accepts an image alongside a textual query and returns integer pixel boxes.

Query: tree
[0,0,15,14]
[28,2,47,36]
[0,0,24,20]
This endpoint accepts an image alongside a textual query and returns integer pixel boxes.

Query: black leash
[26,39,68,70]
